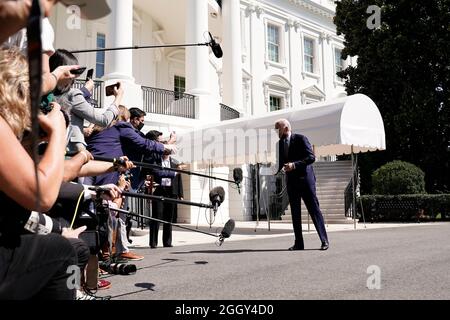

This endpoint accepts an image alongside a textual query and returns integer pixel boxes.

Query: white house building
[49,0,356,225]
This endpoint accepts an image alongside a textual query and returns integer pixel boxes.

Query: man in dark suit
[275,119,329,251]
[149,151,184,248]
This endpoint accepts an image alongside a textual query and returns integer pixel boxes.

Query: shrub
[372,160,426,195]
[358,194,450,222]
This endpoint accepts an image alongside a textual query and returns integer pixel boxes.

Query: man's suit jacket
[153,158,184,198]
[278,133,316,182]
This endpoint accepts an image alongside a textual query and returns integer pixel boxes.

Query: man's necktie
[283,137,289,162]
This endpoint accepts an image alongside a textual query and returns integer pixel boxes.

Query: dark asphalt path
[98,223,450,300]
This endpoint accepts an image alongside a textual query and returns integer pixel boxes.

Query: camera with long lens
[99,260,137,275]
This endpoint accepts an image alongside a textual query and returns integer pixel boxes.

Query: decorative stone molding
[320,31,331,44]
[286,19,301,32]
[288,0,334,20]
[246,2,264,18]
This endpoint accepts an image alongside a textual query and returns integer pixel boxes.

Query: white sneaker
[76,289,96,300]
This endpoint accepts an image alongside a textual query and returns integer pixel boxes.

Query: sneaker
[97,279,112,290]
[120,251,144,261]
[77,289,112,300]
[76,290,96,300]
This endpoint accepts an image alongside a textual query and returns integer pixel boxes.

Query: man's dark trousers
[287,173,328,248]
[150,186,175,247]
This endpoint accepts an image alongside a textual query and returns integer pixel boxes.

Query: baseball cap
[60,0,111,20]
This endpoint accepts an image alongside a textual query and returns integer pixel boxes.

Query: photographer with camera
[49,49,122,153]
[0,48,78,299]
[86,105,175,186]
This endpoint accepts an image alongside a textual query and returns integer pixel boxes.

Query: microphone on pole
[209,186,225,214]
[233,168,243,194]
[217,219,235,246]
[208,32,223,58]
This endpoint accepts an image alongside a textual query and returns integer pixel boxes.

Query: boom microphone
[208,32,223,58]
[209,186,225,214]
[218,219,235,246]
[233,168,243,194]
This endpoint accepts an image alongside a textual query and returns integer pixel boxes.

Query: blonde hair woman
[0,48,77,300]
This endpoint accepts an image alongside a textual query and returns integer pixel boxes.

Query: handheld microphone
[233,168,243,194]
[209,186,225,214]
[208,32,223,58]
[218,219,235,246]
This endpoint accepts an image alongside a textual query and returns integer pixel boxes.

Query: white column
[288,21,302,108]
[248,4,265,116]
[222,0,243,111]
[185,0,209,95]
[104,0,134,81]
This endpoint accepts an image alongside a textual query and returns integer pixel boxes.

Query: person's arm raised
[0,103,66,211]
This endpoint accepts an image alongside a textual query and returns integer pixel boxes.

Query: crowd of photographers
[0,0,181,300]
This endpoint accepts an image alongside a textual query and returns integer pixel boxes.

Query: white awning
[176,94,385,165]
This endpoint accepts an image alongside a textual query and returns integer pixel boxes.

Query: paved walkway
[100,222,450,300]
[128,220,441,248]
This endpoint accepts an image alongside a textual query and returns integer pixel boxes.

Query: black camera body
[123,171,133,182]
[99,260,137,275]
[40,93,54,114]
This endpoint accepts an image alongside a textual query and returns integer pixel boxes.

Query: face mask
[136,122,144,131]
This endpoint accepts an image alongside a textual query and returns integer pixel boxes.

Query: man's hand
[163,144,177,155]
[38,102,66,137]
[116,156,135,172]
[84,79,95,93]
[62,225,87,239]
[168,131,177,144]
[117,174,131,191]
[52,65,79,82]
[83,124,95,138]
[96,184,123,200]
[113,82,124,98]
[283,163,295,172]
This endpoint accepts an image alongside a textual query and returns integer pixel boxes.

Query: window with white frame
[267,24,280,63]
[96,33,105,78]
[174,75,185,100]
[334,48,345,81]
[303,38,315,73]
[270,95,282,112]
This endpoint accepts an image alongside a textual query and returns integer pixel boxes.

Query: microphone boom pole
[89,155,238,186]
[121,191,213,210]
[109,207,224,239]
[70,42,210,54]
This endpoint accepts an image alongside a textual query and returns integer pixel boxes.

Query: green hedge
[372,160,426,195]
[358,194,450,222]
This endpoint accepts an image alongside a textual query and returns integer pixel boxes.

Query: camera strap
[26,0,43,213]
